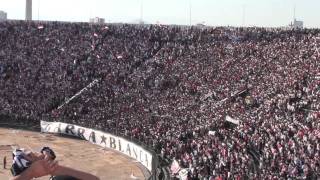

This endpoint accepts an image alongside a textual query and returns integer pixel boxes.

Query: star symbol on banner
[100,135,107,144]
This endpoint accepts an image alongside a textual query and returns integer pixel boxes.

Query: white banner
[57,79,99,110]
[40,121,153,172]
[225,115,240,125]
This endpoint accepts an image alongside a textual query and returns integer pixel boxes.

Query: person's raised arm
[52,165,100,180]
[10,167,34,180]
[10,156,58,180]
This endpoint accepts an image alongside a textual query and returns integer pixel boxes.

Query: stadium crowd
[0,20,319,179]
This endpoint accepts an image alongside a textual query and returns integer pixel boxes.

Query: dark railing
[0,114,40,131]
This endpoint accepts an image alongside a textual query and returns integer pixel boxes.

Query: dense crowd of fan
[0,20,319,179]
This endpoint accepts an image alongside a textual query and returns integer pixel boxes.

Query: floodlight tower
[242,4,246,27]
[189,0,192,26]
[140,0,143,23]
[26,0,32,21]
[293,4,296,21]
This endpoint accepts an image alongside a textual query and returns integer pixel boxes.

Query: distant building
[26,0,32,20]
[130,19,146,25]
[290,19,303,29]
[0,11,7,21]
[196,22,206,27]
[89,17,105,24]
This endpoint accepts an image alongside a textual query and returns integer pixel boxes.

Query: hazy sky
[1,0,320,28]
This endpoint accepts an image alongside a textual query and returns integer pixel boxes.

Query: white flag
[179,169,189,180]
[226,115,240,125]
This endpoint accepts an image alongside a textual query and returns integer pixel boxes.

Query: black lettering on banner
[89,131,96,143]
[100,135,106,144]
[65,125,75,135]
[145,154,149,168]
[140,150,143,162]
[53,123,62,133]
[110,137,116,149]
[42,123,49,131]
[126,144,131,156]
[45,124,51,132]
[77,128,85,139]
[132,146,138,159]
[118,139,123,152]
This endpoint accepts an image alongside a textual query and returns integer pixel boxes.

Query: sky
[0,0,320,28]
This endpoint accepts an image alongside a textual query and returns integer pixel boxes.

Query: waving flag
[179,169,189,180]
[170,160,181,175]
[226,115,240,125]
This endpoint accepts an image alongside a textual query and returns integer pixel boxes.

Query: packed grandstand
[0,20,319,179]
